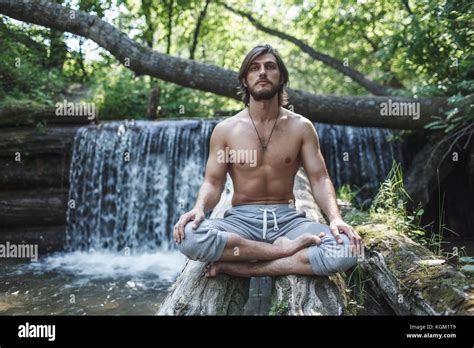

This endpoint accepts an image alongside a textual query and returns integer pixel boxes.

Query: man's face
[244,53,281,102]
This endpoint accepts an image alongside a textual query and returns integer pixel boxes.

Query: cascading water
[65,119,401,253]
[65,119,216,253]
[317,124,401,205]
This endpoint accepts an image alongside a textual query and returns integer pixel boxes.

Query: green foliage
[343,264,370,315]
[87,64,240,119]
[336,184,370,226]
[369,161,457,255]
[88,67,149,119]
[269,300,289,316]
[425,93,474,133]
[1,0,472,121]
[370,161,426,239]
[0,19,68,104]
[337,184,358,204]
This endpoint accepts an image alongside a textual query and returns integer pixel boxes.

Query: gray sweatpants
[177,204,358,276]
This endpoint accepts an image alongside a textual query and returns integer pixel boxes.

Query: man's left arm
[300,119,362,249]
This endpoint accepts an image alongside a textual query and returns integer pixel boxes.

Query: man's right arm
[173,122,228,243]
[194,122,229,214]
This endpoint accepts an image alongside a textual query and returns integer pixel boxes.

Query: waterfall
[65,119,400,252]
[317,124,401,205]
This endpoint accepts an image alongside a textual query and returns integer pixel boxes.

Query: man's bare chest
[225,124,302,170]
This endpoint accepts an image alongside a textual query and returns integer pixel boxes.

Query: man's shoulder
[282,108,314,129]
[213,110,247,131]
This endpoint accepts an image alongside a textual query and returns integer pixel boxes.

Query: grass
[368,161,461,258]
[339,160,462,258]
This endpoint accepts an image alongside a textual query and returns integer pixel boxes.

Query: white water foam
[23,250,186,281]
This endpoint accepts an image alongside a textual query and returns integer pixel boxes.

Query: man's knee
[177,221,227,262]
[176,221,202,260]
[308,234,358,276]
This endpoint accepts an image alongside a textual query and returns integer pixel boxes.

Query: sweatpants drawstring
[258,208,279,240]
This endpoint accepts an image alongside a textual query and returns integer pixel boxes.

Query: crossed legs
[178,219,357,278]
[205,247,314,277]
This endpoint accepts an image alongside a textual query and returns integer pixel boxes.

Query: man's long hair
[237,44,289,106]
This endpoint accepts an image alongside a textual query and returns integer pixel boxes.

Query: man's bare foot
[274,232,325,256]
[204,262,220,277]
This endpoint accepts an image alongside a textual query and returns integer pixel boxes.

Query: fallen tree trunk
[0,105,92,127]
[356,223,473,315]
[158,169,350,315]
[0,0,448,129]
[270,169,349,315]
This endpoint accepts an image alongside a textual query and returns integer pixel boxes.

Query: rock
[0,188,68,227]
[461,265,474,274]
[459,257,474,265]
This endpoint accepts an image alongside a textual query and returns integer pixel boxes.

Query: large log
[269,169,349,315]
[0,105,92,127]
[357,223,473,315]
[158,169,350,315]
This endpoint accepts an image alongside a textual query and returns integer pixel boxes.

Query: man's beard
[248,82,279,101]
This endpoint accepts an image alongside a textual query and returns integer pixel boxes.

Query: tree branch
[220,2,393,96]
[189,0,210,60]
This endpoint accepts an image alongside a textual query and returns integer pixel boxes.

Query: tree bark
[269,169,349,315]
[0,0,448,130]
[189,0,210,60]
[220,2,393,96]
[357,223,472,315]
[0,104,92,127]
[146,85,160,120]
[271,274,348,315]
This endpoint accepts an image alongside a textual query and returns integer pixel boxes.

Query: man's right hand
[173,208,205,244]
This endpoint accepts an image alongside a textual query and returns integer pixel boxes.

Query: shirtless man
[173,44,362,278]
